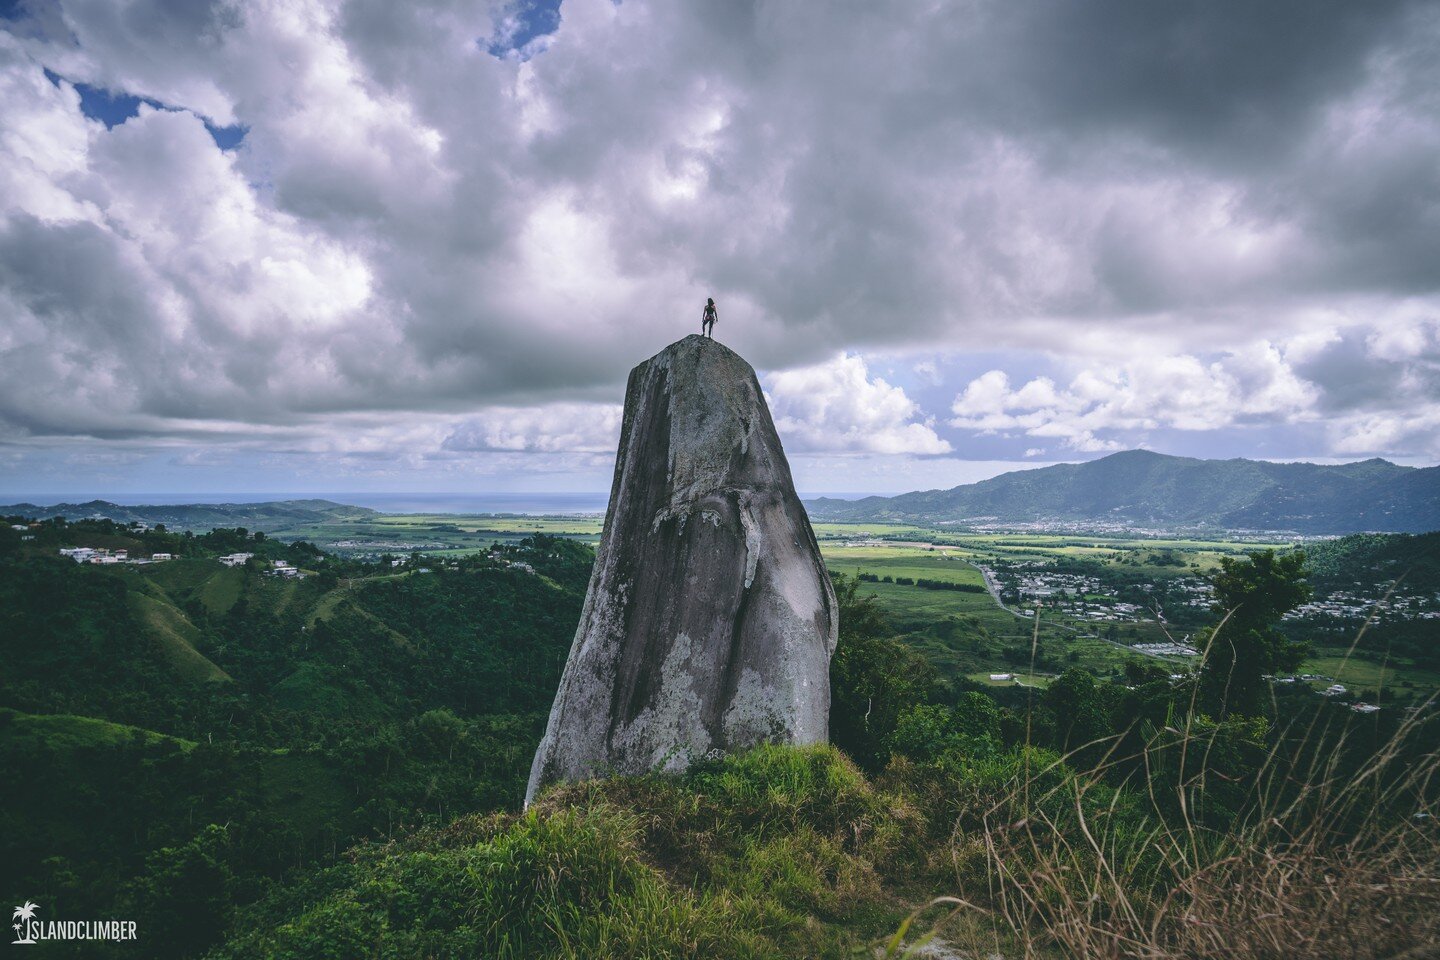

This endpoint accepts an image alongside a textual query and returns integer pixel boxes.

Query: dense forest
[1,517,1435,957]
[1,518,589,956]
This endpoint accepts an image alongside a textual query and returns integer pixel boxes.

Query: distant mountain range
[0,498,378,532]
[805,450,1440,534]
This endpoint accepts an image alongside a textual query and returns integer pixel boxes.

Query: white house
[219,553,254,567]
[270,560,301,577]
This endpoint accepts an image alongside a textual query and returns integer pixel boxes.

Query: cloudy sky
[1,0,1437,499]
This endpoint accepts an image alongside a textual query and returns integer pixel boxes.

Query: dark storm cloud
[0,0,1436,466]
[983,1,1413,154]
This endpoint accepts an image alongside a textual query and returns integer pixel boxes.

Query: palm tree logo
[12,901,39,944]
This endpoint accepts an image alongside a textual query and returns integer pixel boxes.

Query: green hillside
[0,526,590,957]
[807,450,1440,533]
[3,516,1436,957]
[126,590,232,683]
[1302,530,1440,592]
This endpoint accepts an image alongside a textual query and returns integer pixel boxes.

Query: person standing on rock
[702,298,718,338]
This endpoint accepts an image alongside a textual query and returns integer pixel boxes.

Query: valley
[177,507,1438,704]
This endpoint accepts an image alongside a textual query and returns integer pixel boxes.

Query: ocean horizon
[0,491,883,515]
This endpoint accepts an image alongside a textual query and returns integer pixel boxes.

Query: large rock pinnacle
[526,334,838,804]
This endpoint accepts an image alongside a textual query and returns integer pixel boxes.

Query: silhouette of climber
[702,298,718,338]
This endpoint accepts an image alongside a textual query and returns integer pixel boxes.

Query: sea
[0,491,878,516]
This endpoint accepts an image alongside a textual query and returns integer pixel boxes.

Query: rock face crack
[525,334,838,804]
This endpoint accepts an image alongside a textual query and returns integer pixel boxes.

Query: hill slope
[0,498,378,532]
[806,450,1440,533]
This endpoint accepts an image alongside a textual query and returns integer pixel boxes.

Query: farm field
[253,513,1430,699]
[819,541,1189,684]
[267,513,605,556]
[813,529,1434,699]
[1301,651,1440,699]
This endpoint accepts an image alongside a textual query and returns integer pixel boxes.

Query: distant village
[937,518,1308,542]
[978,561,1214,625]
[1284,588,1440,622]
[56,545,307,578]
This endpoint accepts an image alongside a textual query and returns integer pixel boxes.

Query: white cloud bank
[766,354,950,455]
[949,315,1440,457]
[0,0,1437,489]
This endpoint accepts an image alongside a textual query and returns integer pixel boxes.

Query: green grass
[220,744,918,959]
[268,514,605,556]
[305,585,351,627]
[139,556,228,593]
[811,522,945,540]
[0,711,197,754]
[126,590,232,683]
[966,670,1053,689]
[1299,651,1440,696]
[198,565,246,614]
[0,706,196,751]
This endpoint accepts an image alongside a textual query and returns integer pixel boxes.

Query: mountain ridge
[0,498,378,532]
[805,450,1439,534]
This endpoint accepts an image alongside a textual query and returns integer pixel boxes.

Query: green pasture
[239,512,1440,697]
[820,542,986,587]
[818,537,1205,682]
[810,522,950,541]
[967,670,1054,689]
[269,513,604,555]
[268,512,1294,570]
[364,514,605,536]
[816,525,1294,576]
[1300,651,1440,696]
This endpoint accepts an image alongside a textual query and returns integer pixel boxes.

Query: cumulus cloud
[1291,313,1440,457]
[0,0,1436,486]
[442,403,621,453]
[766,354,950,455]
[949,343,1321,452]
[946,320,1440,458]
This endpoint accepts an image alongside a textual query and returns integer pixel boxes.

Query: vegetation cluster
[1,516,1436,958]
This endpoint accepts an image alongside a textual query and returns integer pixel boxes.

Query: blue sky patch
[485,0,562,59]
[43,72,248,150]
[74,81,151,129]
[206,122,248,150]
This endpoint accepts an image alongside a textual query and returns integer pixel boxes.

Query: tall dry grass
[915,611,1440,960]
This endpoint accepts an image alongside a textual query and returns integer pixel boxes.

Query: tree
[124,825,236,957]
[828,575,944,770]
[1044,668,1110,755]
[1199,550,1311,717]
